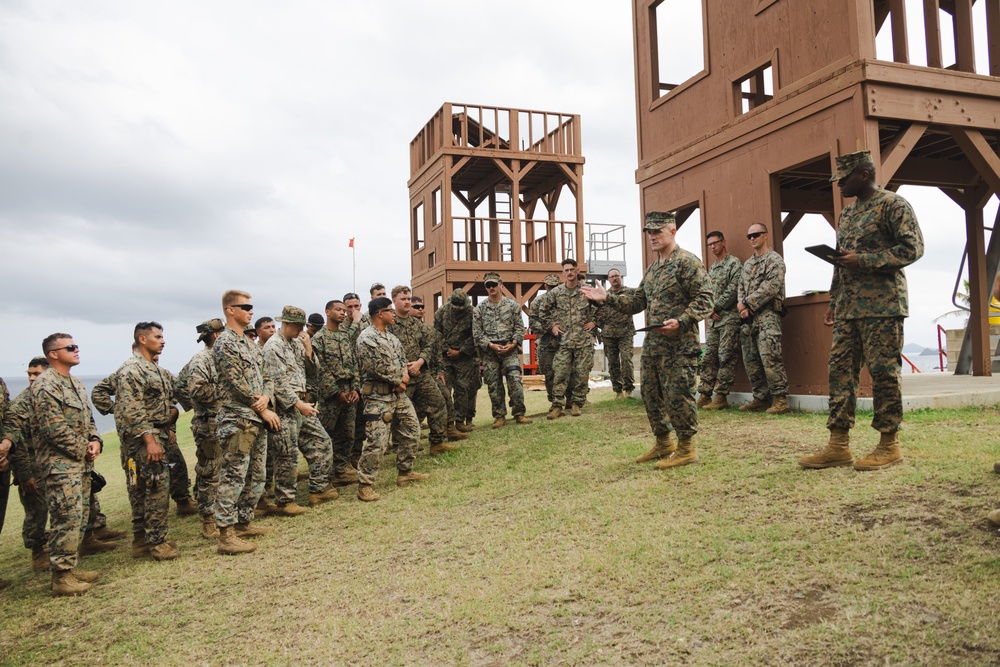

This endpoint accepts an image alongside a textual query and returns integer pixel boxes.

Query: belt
[296,391,312,401]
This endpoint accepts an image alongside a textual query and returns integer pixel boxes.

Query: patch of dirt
[781,588,839,630]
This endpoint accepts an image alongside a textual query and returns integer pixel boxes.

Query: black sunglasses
[48,344,80,353]
[747,232,766,240]
[484,282,499,288]
[343,293,359,301]
[230,304,254,311]
[411,304,425,309]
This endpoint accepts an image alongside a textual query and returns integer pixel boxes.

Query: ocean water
[3,374,116,436]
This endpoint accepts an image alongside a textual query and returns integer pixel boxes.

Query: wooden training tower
[633,0,1000,393]
[408,103,587,314]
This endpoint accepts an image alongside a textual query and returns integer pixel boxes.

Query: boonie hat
[450,288,470,306]
[543,274,561,287]
[276,305,307,325]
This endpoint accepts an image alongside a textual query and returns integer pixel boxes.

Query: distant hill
[903,343,938,356]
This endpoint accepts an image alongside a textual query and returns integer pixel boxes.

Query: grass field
[1,388,999,666]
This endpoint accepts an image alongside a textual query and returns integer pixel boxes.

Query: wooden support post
[923,0,943,68]
[988,0,1000,76]
[889,0,909,63]
[880,122,927,183]
[954,0,976,72]
[965,193,991,376]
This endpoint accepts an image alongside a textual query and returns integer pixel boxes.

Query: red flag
[349,238,354,248]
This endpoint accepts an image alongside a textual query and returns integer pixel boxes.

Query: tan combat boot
[703,393,729,410]
[569,405,582,417]
[696,393,713,408]
[217,526,256,555]
[271,502,308,517]
[92,526,128,541]
[201,515,220,540]
[987,509,1000,526]
[993,461,1000,474]
[798,428,853,469]
[514,415,533,425]
[330,467,359,487]
[235,522,274,537]
[430,442,459,455]
[149,542,181,561]
[175,496,198,516]
[636,433,676,463]
[853,431,903,471]
[51,570,92,596]
[456,422,475,432]
[492,417,506,429]
[69,569,100,583]
[356,484,380,502]
[765,396,791,414]
[655,438,699,469]
[739,398,770,412]
[546,406,563,420]
[131,531,150,559]
[397,471,430,487]
[31,546,49,573]
[254,498,275,519]
[446,423,469,441]
[79,530,117,556]
[308,486,340,507]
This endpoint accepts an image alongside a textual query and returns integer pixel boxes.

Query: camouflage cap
[450,288,470,306]
[483,271,502,284]
[275,305,307,325]
[543,273,561,287]
[195,318,224,342]
[243,324,256,335]
[830,150,874,182]
[643,211,676,231]
[307,312,325,328]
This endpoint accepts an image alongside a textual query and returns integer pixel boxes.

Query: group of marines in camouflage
[4,149,994,597]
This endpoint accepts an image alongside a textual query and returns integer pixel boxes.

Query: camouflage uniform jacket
[738,249,785,314]
[174,359,195,412]
[4,387,38,482]
[604,246,714,358]
[185,348,221,419]
[595,286,636,337]
[29,368,99,470]
[538,283,597,348]
[831,188,924,319]
[356,326,406,399]
[263,334,314,412]
[433,303,476,358]
[473,297,525,350]
[91,372,118,416]
[424,323,445,375]
[214,327,274,430]
[708,254,743,325]
[528,291,552,336]
[387,315,433,366]
[312,326,360,401]
[115,356,178,442]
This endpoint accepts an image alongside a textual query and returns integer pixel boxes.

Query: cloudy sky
[0,1,994,378]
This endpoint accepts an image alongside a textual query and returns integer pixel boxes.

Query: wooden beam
[965,191,991,375]
[448,156,471,177]
[988,0,1000,76]
[924,0,944,69]
[890,155,978,187]
[947,127,1000,197]
[779,189,835,214]
[890,0,909,63]
[938,187,966,207]
[953,0,976,73]
[781,211,806,237]
[879,122,927,183]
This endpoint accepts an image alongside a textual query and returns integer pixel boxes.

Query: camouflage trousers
[359,393,418,486]
[214,420,268,528]
[603,335,635,393]
[828,317,904,433]
[164,432,192,503]
[640,353,699,440]
[482,350,526,418]
[264,437,276,502]
[0,468,7,538]
[17,475,48,549]
[352,397,367,467]
[552,344,593,409]
[87,491,108,530]
[44,459,92,572]
[537,336,558,402]
[191,415,221,518]
[273,407,333,504]
[320,398,358,477]
[406,372,446,444]
[740,309,788,401]
[698,318,741,395]
[127,433,171,545]
[443,356,479,423]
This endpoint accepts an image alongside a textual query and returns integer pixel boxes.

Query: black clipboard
[636,323,666,332]
[805,244,844,265]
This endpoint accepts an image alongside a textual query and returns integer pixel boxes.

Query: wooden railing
[451,217,580,265]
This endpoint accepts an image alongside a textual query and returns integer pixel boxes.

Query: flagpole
[351,238,356,294]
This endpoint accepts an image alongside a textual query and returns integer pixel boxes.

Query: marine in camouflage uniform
[584,213,714,469]
[698,233,742,408]
[313,303,361,484]
[3,371,49,569]
[435,289,480,429]
[115,323,180,558]
[0,377,10,588]
[473,272,529,426]
[355,297,427,499]
[800,150,924,471]
[529,275,562,403]
[263,306,335,512]
[387,288,448,446]
[595,269,636,396]
[30,335,104,591]
[177,319,225,531]
[539,261,597,415]
[213,299,276,532]
[737,227,789,413]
